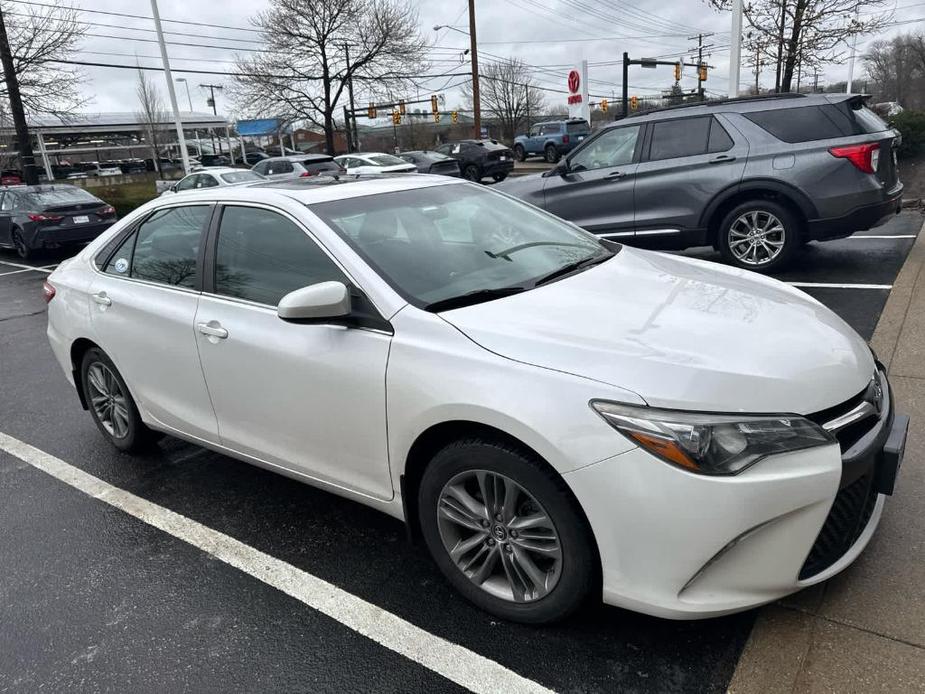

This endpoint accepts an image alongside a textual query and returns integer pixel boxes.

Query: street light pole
[150,0,190,175]
[468,0,481,139]
[176,77,202,158]
[729,0,743,98]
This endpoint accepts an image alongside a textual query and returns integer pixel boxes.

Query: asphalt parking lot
[0,210,920,693]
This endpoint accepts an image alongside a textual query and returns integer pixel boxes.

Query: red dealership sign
[567,69,580,94]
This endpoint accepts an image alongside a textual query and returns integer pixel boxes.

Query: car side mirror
[278,281,352,323]
[543,160,569,178]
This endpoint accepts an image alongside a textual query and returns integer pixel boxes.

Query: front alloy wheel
[437,470,562,603]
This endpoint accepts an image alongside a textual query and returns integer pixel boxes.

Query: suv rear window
[744,103,887,143]
[566,121,590,134]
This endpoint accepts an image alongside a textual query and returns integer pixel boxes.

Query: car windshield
[220,171,263,183]
[25,187,99,207]
[368,154,409,166]
[310,184,611,309]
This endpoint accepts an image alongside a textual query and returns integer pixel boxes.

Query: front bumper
[807,185,903,241]
[564,369,906,619]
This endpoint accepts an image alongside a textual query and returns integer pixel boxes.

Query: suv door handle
[197,322,228,339]
[604,170,626,179]
[709,155,737,164]
[91,292,111,306]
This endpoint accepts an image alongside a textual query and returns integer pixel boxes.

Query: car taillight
[98,205,116,216]
[28,213,63,222]
[829,143,880,174]
[299,171,316,177]
[562,134,569,144]
[42,280,55,303]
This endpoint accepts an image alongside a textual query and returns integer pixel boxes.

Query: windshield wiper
[424,286,528,312]
[485,241,590,260]
[532,250,615,287]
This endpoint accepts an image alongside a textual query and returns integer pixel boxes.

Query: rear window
[303,161,342,174]
[566,121,590,134]
[25,187,99,207]
[220,171,262,184]
[744,103,887,143]
[369,154,408,166]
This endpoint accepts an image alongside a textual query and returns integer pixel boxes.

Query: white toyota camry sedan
[44,175,907,624]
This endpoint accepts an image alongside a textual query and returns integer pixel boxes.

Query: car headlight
[590,400,835,475]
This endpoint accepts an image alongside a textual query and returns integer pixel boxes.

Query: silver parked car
[252,154,345,181]
[161,168,264,196]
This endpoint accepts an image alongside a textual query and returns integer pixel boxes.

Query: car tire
[418,437,596,624]
[11,229,31,260]
[492,173,508,183]
[463,164,482,182]
[544,144,560,163]
[514,144,526,162]
[80,348,155,453]
[717,200,800,273]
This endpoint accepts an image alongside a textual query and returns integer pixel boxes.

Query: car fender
[698,178,819,229]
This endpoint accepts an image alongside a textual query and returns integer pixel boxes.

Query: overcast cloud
[49,0,925,119]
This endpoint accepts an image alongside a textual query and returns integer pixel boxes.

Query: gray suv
[499,94,903,271]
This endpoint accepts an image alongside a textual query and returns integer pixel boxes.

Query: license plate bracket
[875,414,908,495]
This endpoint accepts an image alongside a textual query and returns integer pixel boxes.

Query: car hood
[495,172,546,199]
[439,248,874,415]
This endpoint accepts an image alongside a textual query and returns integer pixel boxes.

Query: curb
[727,219,925,694]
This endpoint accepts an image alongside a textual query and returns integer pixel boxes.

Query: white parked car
[44,177,907,624]
[334,152,417,175]
[67,161,123,179]
[161,168,264,196]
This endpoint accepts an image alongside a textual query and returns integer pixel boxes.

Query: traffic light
[674,62,682,81]
[392,110,401,125]
[434,112,441,123]
[431,94,439,113]
[630,95,639,111]
[367,103,377,119]
[451,110,458,123]
[600,98,608,113]
[698,64,708,82]
[398,99,406,115]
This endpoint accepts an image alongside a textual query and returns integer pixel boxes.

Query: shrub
[891,110,925,158]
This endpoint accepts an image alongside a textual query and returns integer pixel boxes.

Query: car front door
[88,203,219,442]
[632,114,747,239]
[541,124,642,237]
[194,204,393,500]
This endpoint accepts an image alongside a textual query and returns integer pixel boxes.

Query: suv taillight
[829,143,880,174]
[562,134,570,144]
[42,280,55,303]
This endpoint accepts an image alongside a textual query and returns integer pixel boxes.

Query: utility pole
[621,52,629,119]
[468,0,481,139]
[199,82,224,154]
[729,0,743,97]
[812,69,820,93]
[846,4,860,93]
[0,6,38,184]
[688,33,714,101]
[150,0,190,175]
[345,44,357,152]
[754,43,762,93]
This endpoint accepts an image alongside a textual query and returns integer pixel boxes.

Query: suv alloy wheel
[544,144,560,164]
[717,200,800,272]
[514,144,526,162]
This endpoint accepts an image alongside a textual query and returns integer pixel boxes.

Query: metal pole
[729,0,743,97]
[225,125,234,165]
[36,131,53,181]
[468,0,481,138]
[774,0,785,91]
[846,5,860,93]
[621,52,629,119]
[345,45,358,152]
[150,0,190,175]
[343,105,353,154]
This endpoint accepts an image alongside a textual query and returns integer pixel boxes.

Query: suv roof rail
[626,92,807,118]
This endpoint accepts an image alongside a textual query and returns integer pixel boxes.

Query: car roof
[3,183,84,192]
[195,167,250,175]
[618,92,863,124]
[261,154,334,162]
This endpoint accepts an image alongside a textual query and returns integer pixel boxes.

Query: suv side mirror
[543,159,569,178]
[278,281,351,322]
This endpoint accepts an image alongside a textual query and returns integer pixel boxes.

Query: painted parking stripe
[0,260,53,273]
[787,282,893,290]
[0,432,552,694]
[0,267,40,276]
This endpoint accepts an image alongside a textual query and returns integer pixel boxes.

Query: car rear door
[541,123,642,237]
[88,203,218,442]
[632,115,747,240]
[193,203,393,500]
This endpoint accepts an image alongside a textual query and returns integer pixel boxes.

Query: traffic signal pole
[621,52,629,119]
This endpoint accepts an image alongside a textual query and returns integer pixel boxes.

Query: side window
[708,118,735,153]
[0,193,11,211]
[744,106,848,143]
[198,175,219,188]
[569,125,641,172]
[214,206,347,306]
[529,126,540,137]
[253,161,268,175]
[104,231,138,277]
[176,175,199,191]
[130,205,210,289]
[648,116,711,161]
[434,144,451,155]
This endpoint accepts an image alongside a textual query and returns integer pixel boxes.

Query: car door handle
[91,292,111,306]
[709,155,737,164]
[197,322,228,339]
[604,170,626,179]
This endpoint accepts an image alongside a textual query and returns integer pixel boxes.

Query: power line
[480,31,692,45]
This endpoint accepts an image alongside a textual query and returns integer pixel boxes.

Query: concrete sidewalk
[730,219,925,694]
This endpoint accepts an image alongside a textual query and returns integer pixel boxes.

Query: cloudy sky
[25,0,925,119]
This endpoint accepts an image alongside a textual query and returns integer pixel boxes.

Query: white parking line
[0,432,552,694]
[0,267,38,276]
[848,235,917,239]
[0,260,52,273]
[787,282,893,290]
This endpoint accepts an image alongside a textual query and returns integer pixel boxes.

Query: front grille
[799,472,878,579]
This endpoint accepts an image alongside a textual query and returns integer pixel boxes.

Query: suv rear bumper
[806,186,903,241]
[482,160,514,177]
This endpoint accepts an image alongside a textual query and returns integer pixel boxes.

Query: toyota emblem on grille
[867,377,884,415]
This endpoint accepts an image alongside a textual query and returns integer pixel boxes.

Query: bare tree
[0,0,86,117]
[460,58,545,143]
[709,0,891,92]
[865,33,925,108]
[135,68,169,175]
[232,0,427,155]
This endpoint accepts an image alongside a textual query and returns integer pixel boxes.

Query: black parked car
[0,185,118,259]
[434,139,515,183]
[397,150,461,176]
[199,153,233,167]
[241,150,270,165]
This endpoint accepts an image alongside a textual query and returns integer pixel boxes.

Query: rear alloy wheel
[81,348,155,452]
[544,144,560,164]
[463,164,482,182]
[492,173,508,183]
[514,144,526,162]
[419,438,596,624]
[718,200,799,272]
[11,229,31,260]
